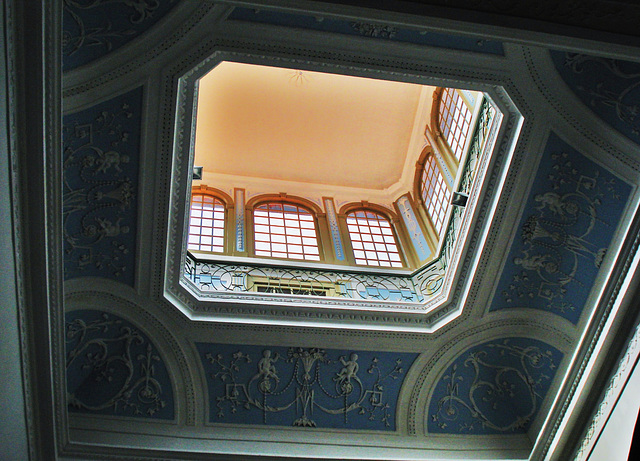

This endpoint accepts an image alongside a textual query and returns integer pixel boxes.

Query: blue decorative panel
[63,87,142,284]
[235,188,245,252]
[324,197,345,261]
[551,51,640,145]
[429,338,563,434]
[490,133,631,323]
[228,8,504,55]
[396,195,431,262]
[65,310,174,419]
[63,0,178,71]
[197,343,418,430]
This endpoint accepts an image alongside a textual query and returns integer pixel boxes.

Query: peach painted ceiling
[194,61,434,192]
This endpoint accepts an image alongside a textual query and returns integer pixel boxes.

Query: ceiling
[194,61,433,192]
[10,0,640,460]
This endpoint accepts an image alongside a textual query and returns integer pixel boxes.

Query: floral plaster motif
[551,51,640,145]
[429,338,562,434]
[227,7,504,55]
[65,310,174,419]
[63,87,142,284]
[490,133,631,323]
[63,0,178,71]
[197,343,417,430]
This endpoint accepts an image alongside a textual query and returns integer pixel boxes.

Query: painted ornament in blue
[491,133,631,323]
[65,310,174,419]
[429,338,563,434]
[63,87,142,284]
[228,8,503,55]
[197,343,417,431]
[551,51,640,145]
[63,0,178,71]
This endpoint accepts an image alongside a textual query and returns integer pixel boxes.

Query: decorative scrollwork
[63,0,177,69]
[65,310,174,419]
[494,133,631,323]
[200,345,415,430]
[429,338,562,434]
[63,88,141,283]
[349,22,397,39]
[185,256,421,302]
[552,52,640,143]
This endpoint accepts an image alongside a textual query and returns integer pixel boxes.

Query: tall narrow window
[188,193,225,252]
[439,88,472,161]
[346,210,402,268]
[253,202,320,261]
[421,154,451,235]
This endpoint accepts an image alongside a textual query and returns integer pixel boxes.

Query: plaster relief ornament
[201,346,412,429]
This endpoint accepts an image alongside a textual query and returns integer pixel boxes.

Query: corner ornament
[428,338,562,434]
[65,310,174,419]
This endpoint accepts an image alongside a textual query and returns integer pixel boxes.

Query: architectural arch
[246,193,325,261]
[339,202,407,268]
[188,185,233,254]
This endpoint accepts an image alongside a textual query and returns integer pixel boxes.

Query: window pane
[188,193,225,252]
[346,210,402,268]
[421,154,452,236]
[439,88,472,161]
[253,202,320,261]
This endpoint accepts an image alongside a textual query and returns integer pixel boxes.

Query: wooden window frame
[188,185,234,254]
[438,87,472,162]
[413,147,452,246]
[246,194,326,263]
[339,202,409,269]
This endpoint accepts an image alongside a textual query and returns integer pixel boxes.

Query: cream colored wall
[193,61,441,211]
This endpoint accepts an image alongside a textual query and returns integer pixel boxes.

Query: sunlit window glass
[254,202,320,261]
[346,210,402,268]
[188,194,225,252]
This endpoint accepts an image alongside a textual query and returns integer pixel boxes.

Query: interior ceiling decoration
[62,0,179,70]
[27,0,640,459]
[63,87,142,284]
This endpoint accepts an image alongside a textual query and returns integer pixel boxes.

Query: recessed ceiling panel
[194,61,428,190]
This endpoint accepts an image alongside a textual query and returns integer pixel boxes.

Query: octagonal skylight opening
[165,55,511,331]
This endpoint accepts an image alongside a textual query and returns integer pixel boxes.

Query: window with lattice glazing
[254,202,320,261]
[188,194,225,252]
[346,210,402,267]
[421,154,451,235]
[439,88,472,161]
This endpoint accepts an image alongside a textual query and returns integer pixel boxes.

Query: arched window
[188,193,226,252]
[346,210,402,268]
[439,88,472,161]
[253,202,320,261]
[420,153,451,235]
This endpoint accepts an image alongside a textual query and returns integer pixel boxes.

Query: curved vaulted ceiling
[39,1,640,460]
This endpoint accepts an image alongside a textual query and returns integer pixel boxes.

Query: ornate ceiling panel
[62,87,142,284]
[23,0,640,460]
[227,7,505,55]
[65,309,175,420]
[551,52,640,145]
[489,132,631,324]
[63,0,179,70]
[428,337,563,434]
